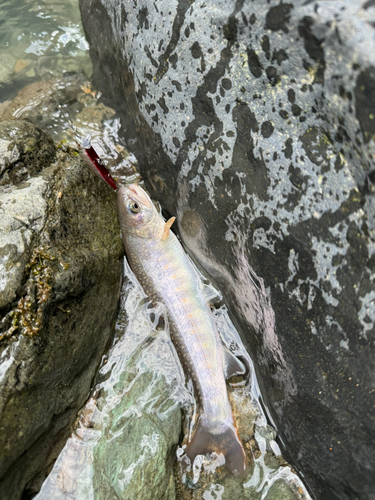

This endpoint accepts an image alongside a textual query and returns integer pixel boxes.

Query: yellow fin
[161,217,176,240]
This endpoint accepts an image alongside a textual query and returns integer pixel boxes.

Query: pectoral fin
[223,346,246,379]
[161,217,176,240]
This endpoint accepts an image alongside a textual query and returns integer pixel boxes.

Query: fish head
[117,184,164,239]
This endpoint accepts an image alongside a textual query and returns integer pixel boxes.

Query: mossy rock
[0,120,123,499]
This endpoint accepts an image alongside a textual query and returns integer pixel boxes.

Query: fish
[117,184,248,478]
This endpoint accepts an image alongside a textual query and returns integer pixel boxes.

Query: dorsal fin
[161,217,176,240]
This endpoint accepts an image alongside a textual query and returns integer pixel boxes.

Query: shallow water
[1,2,311,499]
[0,0,91,87]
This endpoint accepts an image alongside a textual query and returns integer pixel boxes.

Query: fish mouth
[125,184,152,208]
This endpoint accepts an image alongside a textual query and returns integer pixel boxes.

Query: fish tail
[185,419,248,478]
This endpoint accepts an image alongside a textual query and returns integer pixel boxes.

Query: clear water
[1,2,311,499]
[0,0,91,82]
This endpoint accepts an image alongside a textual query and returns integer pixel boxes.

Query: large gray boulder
[0,120,123,499]
[80,1,375,499]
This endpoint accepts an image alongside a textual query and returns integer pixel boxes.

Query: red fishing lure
[79,136,117,190]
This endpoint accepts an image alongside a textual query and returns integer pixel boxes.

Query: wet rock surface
[0,119,55,189]
[0,120,123,499]
[0,76,86,133]
[36,312,182,500]
[80,1,375,499]
[0,74,96,141]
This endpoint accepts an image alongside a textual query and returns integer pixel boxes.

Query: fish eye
[128,201,141,214]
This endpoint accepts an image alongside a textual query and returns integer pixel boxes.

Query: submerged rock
[80,0,375,498]
[0,120,123,499]
[0,54,16,86]
[0,75,89,140]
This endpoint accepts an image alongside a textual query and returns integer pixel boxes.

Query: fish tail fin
[185,420,248,478]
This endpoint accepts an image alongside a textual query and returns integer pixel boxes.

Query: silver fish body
[117,185,247,477]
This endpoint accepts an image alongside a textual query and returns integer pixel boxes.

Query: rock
[92,356,181,500]
[264,480,299,500]
[80,0,375,498]
[0,121,56,310]
[0,54,16,85]
[13,59,32,74]
[0,75,87,136]
[0,120,56,188]
[0,120,123,499]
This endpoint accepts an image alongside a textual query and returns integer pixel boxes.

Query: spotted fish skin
[117,184,247,477]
